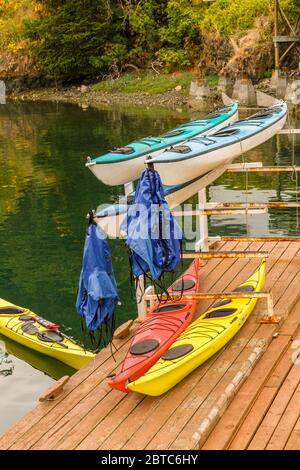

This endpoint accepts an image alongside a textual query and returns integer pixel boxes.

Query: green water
[0,100,299,433]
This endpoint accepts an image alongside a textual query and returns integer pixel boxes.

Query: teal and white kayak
[86,102,238,186]
[148,102,287,186]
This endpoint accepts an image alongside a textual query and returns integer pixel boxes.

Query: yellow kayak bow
[0,298,95,370]
[128,259,266,396]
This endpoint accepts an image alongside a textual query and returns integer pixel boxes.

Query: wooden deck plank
[33,241,293,450]
[170,242,300,450]
[194,241,265,316]
[202,307,300,450]
[266,384,300,450]
[96,242,256,450]
[97,241,265,450]
[122,318,259,451]
[227,329,300,450]
[168,323,280,450]
[227,388,278,450]
[119,359,222,451]
[86,352,221,451]
[2,241,300,450]
[7,328,143,450]
[201,335,292,450]
[0,329,139,450]
[143,322,261,450]
[247,363,300,449]
[30,241,237,450]
[284,416,300,450]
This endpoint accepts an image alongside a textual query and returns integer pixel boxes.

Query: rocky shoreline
[8,85,190,109]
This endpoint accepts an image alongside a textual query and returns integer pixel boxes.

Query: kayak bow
[127,259,266,396]
[0,298,95,370]
[86,102,238,186]
[109,259,200,392]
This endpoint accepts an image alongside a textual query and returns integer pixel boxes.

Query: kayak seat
[206,308,237,319]
[162,344,194,360]
[153,303,186,313]
[171,279,196,292]
[0,307,25,315]
[111,146,134,155]
[130,339,159,355]
[234,285,255,292]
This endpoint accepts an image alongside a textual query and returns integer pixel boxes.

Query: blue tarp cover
[121,169,183,280]
[76,223,118,332]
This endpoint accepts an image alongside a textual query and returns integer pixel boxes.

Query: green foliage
[24,0,125,78]
[4,0,300,80]
[156,0,202,70]
[200,0,298,36]
[92,71,194,94]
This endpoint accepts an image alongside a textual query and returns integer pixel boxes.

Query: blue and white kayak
[86,102,238,186]
[95,165,228,238]
[148,102,287,186]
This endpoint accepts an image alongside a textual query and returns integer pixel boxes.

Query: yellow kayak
[0,298,95,370]
[128,260,266,396]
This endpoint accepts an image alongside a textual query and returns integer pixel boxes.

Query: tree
[25,0,126,79]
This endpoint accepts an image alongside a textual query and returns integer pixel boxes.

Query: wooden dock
[1,238,300,450]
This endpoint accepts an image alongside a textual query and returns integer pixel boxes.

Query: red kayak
[109,259,200,392]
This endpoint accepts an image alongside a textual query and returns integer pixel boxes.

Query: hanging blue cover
[121,168,183,280]
[76,222,118,332]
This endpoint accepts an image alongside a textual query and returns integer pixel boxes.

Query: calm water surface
[0,101,299,433]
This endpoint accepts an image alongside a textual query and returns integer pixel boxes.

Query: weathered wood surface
[1,240,300,450]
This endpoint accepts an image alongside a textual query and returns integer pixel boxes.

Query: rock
[285,80,300,106]
[175,85,182,92]
[217,75,233,96]
[80,84,88,93]
[232,78,257,106]
[270,70,287,99]
[188,79,216,111]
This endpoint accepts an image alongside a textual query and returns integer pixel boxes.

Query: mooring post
[195,189,209,252]
[274,0,280,70]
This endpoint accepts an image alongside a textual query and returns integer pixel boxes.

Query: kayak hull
[127,260,266,396]
[109,259,200,392]
[96,164,230,238]
[0,299,95,370]
[86,104,238,186]
[150,103,287,185]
